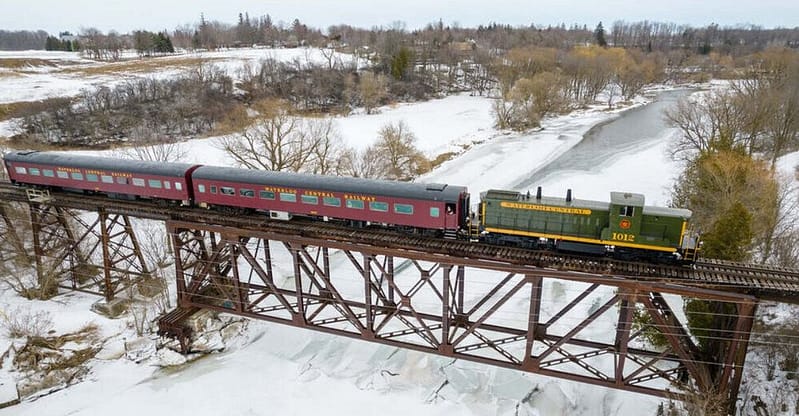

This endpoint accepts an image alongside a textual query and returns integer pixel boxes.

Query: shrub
[1,306,54,338]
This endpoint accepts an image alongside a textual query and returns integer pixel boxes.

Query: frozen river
[514,89,693,190]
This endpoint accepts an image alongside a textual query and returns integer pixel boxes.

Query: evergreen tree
[390,47,413,81]
[594,22,608,47]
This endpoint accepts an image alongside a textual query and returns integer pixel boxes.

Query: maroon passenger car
[3,151,200,204]
[192,165,469,234]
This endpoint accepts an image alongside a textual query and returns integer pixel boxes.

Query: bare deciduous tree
[114,141,188,163]
[220,101,343,173]
[306,118,346,175]
[374,121,429,181]
[336,145,385,179]
[665,90,751,160]
[358,71,388,114]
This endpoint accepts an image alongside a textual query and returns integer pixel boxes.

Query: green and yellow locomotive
[478,187,700,263]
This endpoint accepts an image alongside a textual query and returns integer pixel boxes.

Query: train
[2,150,701,263]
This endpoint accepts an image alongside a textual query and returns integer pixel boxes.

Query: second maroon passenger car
[191,165,469,233]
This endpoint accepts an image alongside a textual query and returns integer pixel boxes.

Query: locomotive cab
[604,192,644,244]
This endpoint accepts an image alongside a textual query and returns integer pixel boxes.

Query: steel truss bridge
[2,183,798,413]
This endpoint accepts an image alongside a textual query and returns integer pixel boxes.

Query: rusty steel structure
[165,219,757,409]
[0,191,150,300]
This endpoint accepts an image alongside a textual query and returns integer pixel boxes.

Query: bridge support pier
[162,219,757,410]
[22,199,150,300]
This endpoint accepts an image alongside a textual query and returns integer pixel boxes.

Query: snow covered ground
[0,47,359,105]
[1,49,798,415]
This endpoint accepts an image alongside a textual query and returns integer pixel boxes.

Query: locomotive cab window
[220,187,235,196]
[14,166,26,174]
[259,190,275,200]
[445,203,456,215]
[430,207,440,218]
[346,199,364,209]
[619,206,634,217]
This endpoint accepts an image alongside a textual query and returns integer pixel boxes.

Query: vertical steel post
[524,275,543,370]
[363,253,374,337]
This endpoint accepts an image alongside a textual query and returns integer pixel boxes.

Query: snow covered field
[1,48,797,416]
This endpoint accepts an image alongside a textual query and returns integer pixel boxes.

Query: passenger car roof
[193,165,467,201]
[4,151,199,177]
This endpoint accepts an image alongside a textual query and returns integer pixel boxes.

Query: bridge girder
[165,219,756,408]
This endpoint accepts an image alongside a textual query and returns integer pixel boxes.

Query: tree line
[16,64,238,147]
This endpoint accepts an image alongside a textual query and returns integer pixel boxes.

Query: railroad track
[2,182,798,299]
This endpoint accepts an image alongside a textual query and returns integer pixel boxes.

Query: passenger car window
[14,166,26,174]
[57,171,69,179]
[175,182,183,191]
[116,177,128,185]
[148,179,162,188]
[101,175,114,183]
[323,197,341,207]
[132,178,145,187]
[280,192,297,202]
[43,169,55,177]
[29,168,41,176]
[259,190,275,200]
[220,187,235,195]
[71,172,84,181]
[369,201,388,212]
[198,184,206,193]
[394,204,413,215]
[301,195,318,205]
[87,174,99,182]
[346,199,364,209]
[240,189,255,198]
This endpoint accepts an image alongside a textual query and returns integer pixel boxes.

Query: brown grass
[430,151,457,169]
[61,56,222,76]
[0,58,61,69]
[0,99,74,123]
